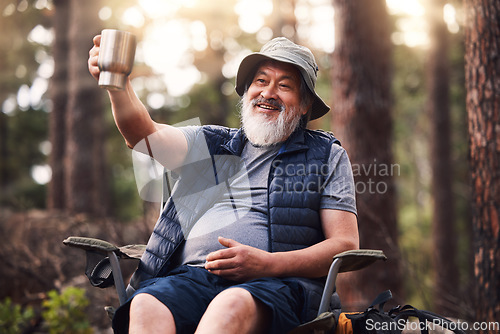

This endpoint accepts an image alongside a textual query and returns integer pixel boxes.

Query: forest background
[0,0,498,333]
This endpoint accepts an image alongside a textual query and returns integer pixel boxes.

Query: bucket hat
[235,37,330,120]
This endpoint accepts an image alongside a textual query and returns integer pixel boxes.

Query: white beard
[240,94,303,146]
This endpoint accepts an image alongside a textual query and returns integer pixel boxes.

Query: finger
[93,34,101,47]
[218,236,241,248]
[205,258,235,271]
[88,54,99,66]
[89,45,99,57]
[206,267,238,280]
[205,237,237,261]
[206,264,248,282]
[88,54,100,80]
[206,247,234,262]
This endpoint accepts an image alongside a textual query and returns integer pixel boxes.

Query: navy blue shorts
[112,265,307,334]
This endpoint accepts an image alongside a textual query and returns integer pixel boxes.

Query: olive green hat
[235,37,330,120]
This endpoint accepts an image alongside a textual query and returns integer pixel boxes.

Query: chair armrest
[63,236,119,255]
[63,236,146,259]
[317,249,386,316]
[63,236,145,305]
[118,244,146,260]
[334,249,387,273]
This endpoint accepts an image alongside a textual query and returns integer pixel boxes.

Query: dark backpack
[339,290,466,334]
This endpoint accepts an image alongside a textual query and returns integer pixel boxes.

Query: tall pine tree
[64,0,109,216]
[424,0,460,316]
[464,0,500,329]
[331,0,402,309]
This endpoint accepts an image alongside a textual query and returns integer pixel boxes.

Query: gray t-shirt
[175,126,356,267]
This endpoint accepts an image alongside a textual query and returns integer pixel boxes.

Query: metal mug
[98,29,136,90]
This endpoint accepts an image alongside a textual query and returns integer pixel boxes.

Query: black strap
[391,305,466,334]
[369,290,393,311]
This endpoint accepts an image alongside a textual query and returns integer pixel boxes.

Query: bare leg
[195,288,271,334]
[129,293,176,334]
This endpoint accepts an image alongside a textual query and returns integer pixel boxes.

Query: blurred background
[0,0,494,333]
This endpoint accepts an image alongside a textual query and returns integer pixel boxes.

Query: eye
[253,78,267,86]
[280,82,295,91]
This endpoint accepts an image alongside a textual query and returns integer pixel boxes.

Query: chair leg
[107,251,128,305]
[317,257,343,316]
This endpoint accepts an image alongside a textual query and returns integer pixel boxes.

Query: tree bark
[464,0,500,329]
[65,0,109,216]
[331,0,402,310]
[48,0,70,210]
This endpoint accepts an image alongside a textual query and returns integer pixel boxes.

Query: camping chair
[63,169,388,333]
[63,236,386,333]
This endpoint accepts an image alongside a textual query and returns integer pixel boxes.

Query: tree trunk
[331,0,402,310]
[65,0,109,216]
[464,0,500,329]
[48,0,70,210]
[424,0,459,317]
[0,112,7,191]
[0,12,6,191]
[271,0,297,41]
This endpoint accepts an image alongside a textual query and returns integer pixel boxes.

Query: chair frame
[63,235,386,315]
[63,169,388,332]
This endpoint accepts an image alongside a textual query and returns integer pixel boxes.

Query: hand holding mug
[93,29,136,90]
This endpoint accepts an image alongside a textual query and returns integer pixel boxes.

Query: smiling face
[240,60,310,146]
[247,60,307,119]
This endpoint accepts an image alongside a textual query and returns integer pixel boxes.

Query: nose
[260,84,278,100]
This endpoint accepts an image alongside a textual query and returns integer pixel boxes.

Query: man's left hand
[205,237,273,282]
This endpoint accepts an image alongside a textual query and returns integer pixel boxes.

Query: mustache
[251,98,285,112]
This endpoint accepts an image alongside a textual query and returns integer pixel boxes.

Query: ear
[299,109,312,128]
[301,104,312,116]
[301,106,313,122]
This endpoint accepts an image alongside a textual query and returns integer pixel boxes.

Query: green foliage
[109,162,143,220]
[0,297,35,334]
[42,287,93,334]
[0,1,51,211]
[0,107,49,209]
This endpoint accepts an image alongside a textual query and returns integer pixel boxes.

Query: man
[88,36,358,334]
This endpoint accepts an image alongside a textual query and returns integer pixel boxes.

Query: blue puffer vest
[129,125,342,320]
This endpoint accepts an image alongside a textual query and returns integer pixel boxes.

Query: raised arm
[88,35,188,169]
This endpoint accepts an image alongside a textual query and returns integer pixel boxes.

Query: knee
[130,293,164,318]
[129,293,176,332]
[216,288,255,312]
[198,288,270,333]
[209,287,264,321]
